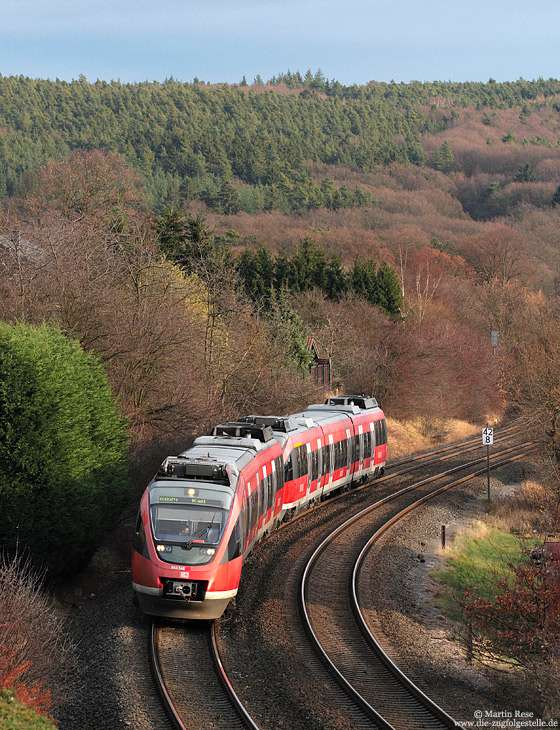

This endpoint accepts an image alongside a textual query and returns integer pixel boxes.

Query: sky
[0,0,558,86]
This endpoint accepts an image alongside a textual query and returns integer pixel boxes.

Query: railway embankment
[369,457,559,724]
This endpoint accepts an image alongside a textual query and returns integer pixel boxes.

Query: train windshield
[151,504,226,543]
[149,483,232,565]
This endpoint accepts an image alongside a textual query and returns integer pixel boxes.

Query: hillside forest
[1,73,560,721]
[1,75,560,446]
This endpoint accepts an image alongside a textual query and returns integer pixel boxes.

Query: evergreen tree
[236,244,275,303]
[376,261,403,316]
[431,140,457,173]
[514,163,536,182]
[324,253,347,299]
[156,206,186,258]
[216,179,241,214]
[267,289,313,370]
[0,322,130,579]
[350,256,402,315]
[289,235,327,291]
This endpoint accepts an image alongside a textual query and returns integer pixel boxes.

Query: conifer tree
[0,322,130,579]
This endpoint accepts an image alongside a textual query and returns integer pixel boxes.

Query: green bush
[0,690,57,730]
[0,321,130,579]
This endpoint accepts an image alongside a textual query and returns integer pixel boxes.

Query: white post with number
[482,424,493,501]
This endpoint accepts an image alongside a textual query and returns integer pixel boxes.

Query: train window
[291,445,307,480]
[298,445,307,477]
[334,440,345,470]
[264,469,273,515]
[311,449,319,481]
[223,515,243,562]
[284,453,294,483]
[135,509,142,534]
[260,472,267,517]
[249,486,259,533]
[354,434,360,462]
[381,420,387,444]
[275,457,284,492]
[291,450,299,480]
[322,445,330,474]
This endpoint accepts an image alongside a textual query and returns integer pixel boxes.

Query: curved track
[300,443,535,730]
[150,620,259,730]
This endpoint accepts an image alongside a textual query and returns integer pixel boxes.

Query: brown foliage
[294,291,502,422]
[463,226,527,286]
[0,553,76,715]
[398,245,472,321]
[0,210,210,437]
[17,148,148,222]
[461,559,560,714]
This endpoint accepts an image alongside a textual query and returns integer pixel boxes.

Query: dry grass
[488,478,555,536]
[0,553,77,710]
[387,416,479,460]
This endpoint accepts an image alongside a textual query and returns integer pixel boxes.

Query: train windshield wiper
[181,513,217,550]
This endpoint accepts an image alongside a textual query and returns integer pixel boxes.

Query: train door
[306,443,312,497]
[314,438,322,495]
[329,434,335,484]
[261,464,269,528]
[358,425,364,480]
[256,470,263,532]
[345,428,352,480]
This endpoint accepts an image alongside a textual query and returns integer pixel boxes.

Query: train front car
[132,421,282,620]
[131,454,242,620]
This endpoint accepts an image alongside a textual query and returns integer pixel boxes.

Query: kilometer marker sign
[482,426,493,445]
[482,424,493,502]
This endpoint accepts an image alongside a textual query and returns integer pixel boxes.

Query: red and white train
[132,395,387,619]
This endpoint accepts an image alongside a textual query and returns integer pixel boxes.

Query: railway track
[150,619,259,730]
[150,426,535,730]
[301,442,535,730]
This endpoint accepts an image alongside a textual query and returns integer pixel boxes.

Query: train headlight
[187,488,196,497]
[156,544,166,552]
[206,548,216,556]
